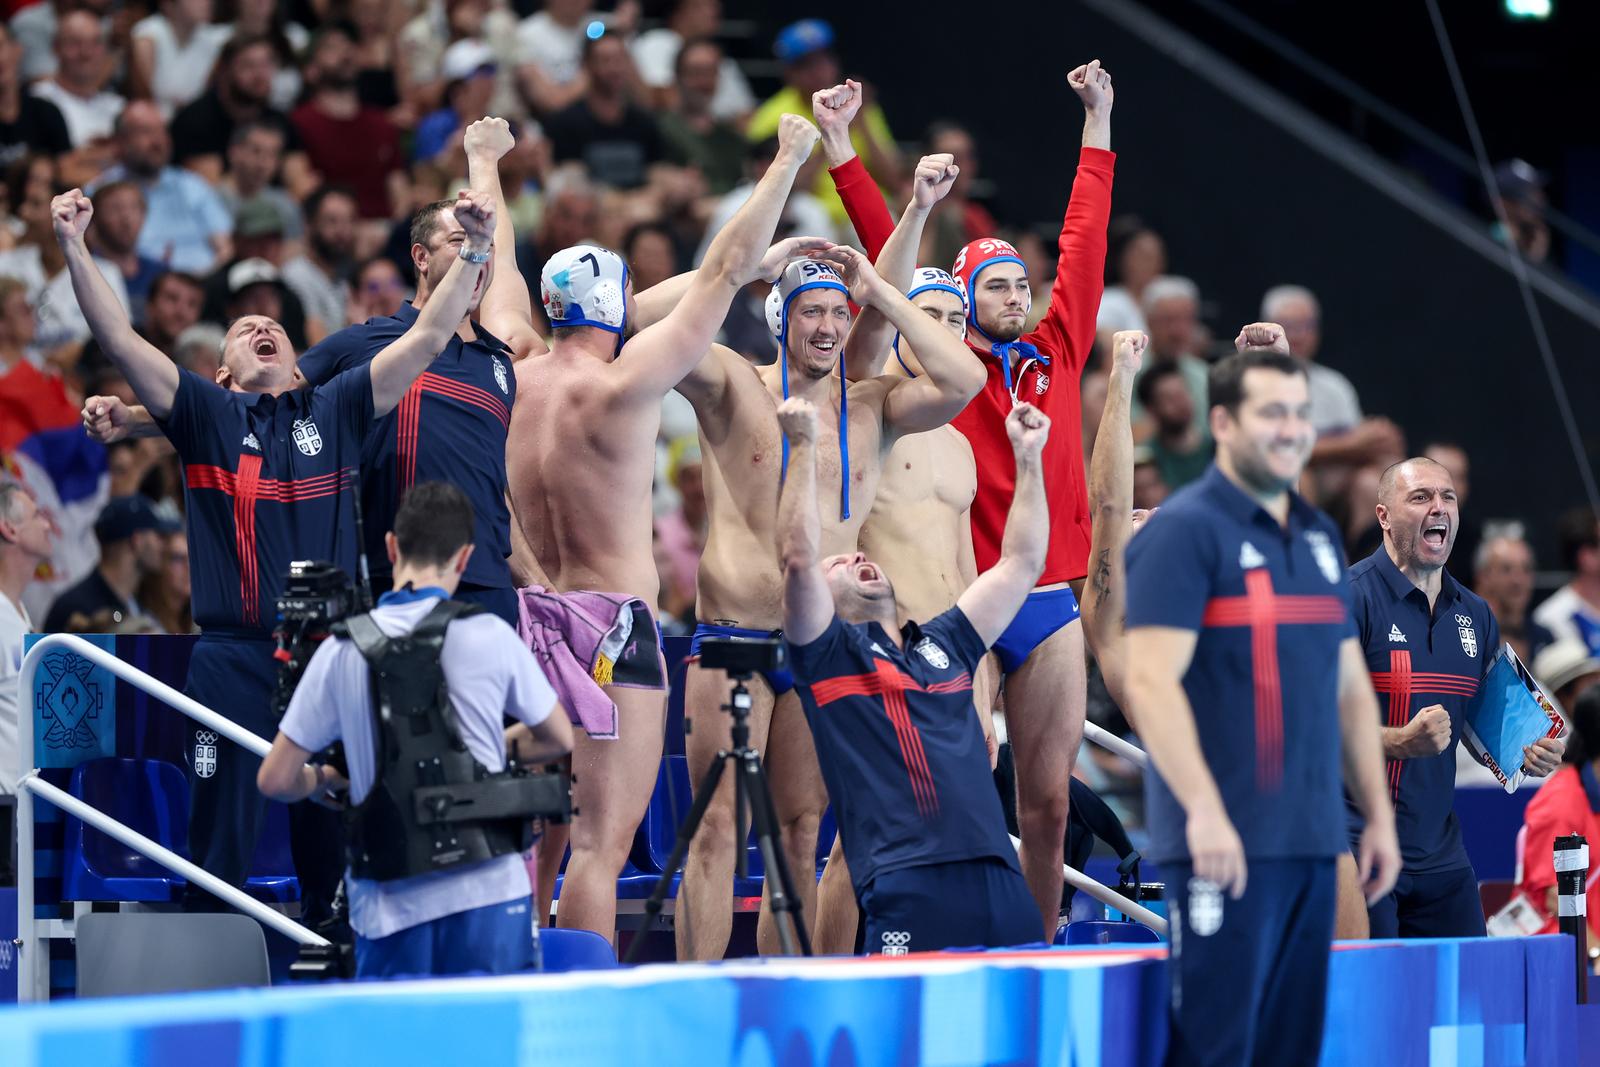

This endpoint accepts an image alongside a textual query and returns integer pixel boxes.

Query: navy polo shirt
[156,365,373,635]
[1345,546,1500,874]
[787,607,1020,895]
[298,304,516,590]
[1125,465,1357,864]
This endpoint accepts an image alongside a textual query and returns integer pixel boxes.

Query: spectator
[169,32,297,184]
[228,0,309,111]
[221,257,311,349]
[1,482,54,852]
[129,0,231,119]
[87,181,165,326]
[920,121,997,269]
[216,120,303,240]
[282,186,357,338]
[1131,447,1168,511]
[0,21,71,172]
[134,270,205,362]
[414,39,498,165]
[1422,441,1480,587]
[139,530,194,635]
[397,0,522,125]
[695,137,833,264]
[42,495,174,632]
[1491,159,1550,265]
[1131,275,1208,442]
[748,19,900,224]
[0,277,34,370]
[346,0,403,115]
[1475,525,1555,666]
[348,255,408,323]
[1517,685,1600,942]
[1134,360,1212,492]
[29,10,123,149]
[494,119,550,238]
[1532,641,1600,726]
[88,102,233,274]
[630,0,753,123]
[515,0,607,117]
[654,436,706,617]
[171,321,225,376]
[622,221,678,292]
[1534,508,1600,657]
[1096,215,1165,336]
[0,153,129,363]
[658,37,744,196]
[291,24,406,222]
[545,32,664,191]
[10,0,73,83]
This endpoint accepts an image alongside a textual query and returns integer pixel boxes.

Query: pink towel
[515,585,667,740]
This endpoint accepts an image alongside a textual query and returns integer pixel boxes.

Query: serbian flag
[0,360,107,620]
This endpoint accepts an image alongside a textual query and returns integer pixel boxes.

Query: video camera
[696,636,785,679]
[271,560,358,721]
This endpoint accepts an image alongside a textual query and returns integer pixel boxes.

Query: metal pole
[20,775,328,948]
[1009,834,1168,937]
[1084,722,1148,767]
[1555,833,1589,1005]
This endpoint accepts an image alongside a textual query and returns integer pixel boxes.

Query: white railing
[15,634,328,1002]
[1084,722,1148,768]
[1008,834,1169,937]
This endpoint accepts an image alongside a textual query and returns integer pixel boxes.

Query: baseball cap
[773,19,833,64]
[441,39,496,83]
[233,197,285,239]
[1493,158,1547,205]
[227,257,282,296]
[1533,639,1600,697]
[94,495,180,544]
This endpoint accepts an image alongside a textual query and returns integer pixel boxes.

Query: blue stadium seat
[63,758,190,902]
[540,928,618,972]
[244,802,299,903]
[1055,920,1162,946]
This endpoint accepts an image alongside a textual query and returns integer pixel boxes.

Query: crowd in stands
[0,0,1594,849]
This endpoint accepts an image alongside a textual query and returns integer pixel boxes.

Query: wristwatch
[460,244,491,264]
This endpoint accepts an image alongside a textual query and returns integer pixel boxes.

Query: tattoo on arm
[1092,548,1113,599]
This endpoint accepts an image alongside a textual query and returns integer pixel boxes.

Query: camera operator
[776,397,1052,954]
[51,183,500,924]
[258,482,573,978]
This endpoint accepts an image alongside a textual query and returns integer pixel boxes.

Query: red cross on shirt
[807,659,973,819]
[1202,569,1347,791]
[1369,650,1478,800]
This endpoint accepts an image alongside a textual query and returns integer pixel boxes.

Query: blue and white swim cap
[540,244,630,334]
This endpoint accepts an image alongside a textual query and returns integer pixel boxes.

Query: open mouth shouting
[1421,520,1450,551]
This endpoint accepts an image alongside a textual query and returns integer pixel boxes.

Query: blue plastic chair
[63,758,190,902]
[244,801,300,903]
[1055,920,1162,946]
[540,927,618,972]
[647,755,768,897]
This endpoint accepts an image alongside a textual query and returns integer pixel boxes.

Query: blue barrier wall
[0,936,1580,1067]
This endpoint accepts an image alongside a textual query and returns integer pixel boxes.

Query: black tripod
[622,672,813,963]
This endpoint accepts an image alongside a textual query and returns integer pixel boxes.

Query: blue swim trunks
[991,586,1081,675]
[689,622,794,695]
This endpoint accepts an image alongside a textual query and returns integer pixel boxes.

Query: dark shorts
[859,856,1043,955]
[1366,865,1486,939]
[1164,857,1336,1067]
[689,622,794,695]
[992,587,1081,675]
[355,895,537,978]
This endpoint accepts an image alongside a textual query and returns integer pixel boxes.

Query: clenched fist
[1067,59,1113,113]
[911,153,959,211]
[1234,322,1291,357]
[1395,704,1453,759]
[82,395,133,444]
[51,189,93,244]
[463,116,515,162]
[1006,402,1051,458]
[452,188,496,245]
[776,113,820,163]
[1111,330,1147,374]
[812,80,863,136]
[777,396,819,443]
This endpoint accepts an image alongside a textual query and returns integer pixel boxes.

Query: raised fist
[1111,329,1147,374]
[464,116,514,162]
[81,395,132,444]
[1234,322,1290,356]
[452,188,496,245]
[811,79,863,135]
[1400,704,1453,758]
[776,113,820,162]
[912,153,960,210]
[51,189,93,243]
[1067,59,1114,113]
[1006,402,1051,457]
[777,396,819,443]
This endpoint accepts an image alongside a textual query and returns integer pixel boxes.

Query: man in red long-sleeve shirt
[825,61,1116,935]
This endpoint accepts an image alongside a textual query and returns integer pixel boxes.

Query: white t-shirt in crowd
[630,28,755,122]
[516,12,585,86]
[131,15,232,119]
[280,593,557,939]
[1533,585,1600,657]
[1095,284,1146,334]
[29,80,124,148]
[1305,361,1363,437]
[0,594,32,795]
[0,243,131,360]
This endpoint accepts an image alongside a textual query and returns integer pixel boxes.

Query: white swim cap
[907,266,967,315]
[540,244,630,333]
[765,259,849,338]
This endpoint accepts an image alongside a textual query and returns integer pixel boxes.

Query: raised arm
[368,189,494,416]
[51,190,179,417]
[814,79,894,257]
[616,115,821,401]
[957,404,1050,643]
[465,118,546,361]
[823,246,983,435]
[83,396,162,442]
[1337,637,1401,904]
[1030,61,1116,377]
[1124,623,1248,897]
[1081,330,1147,706]
[777,398,834,646]
[843,154,959,382]
[636,236,833,333]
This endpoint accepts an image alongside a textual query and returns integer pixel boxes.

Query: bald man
[1337,457,1564,938]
